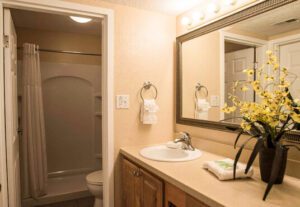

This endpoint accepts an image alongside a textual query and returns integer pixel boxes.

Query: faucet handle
[179,131,190,140]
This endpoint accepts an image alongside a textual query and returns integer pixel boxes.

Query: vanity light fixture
[70,16,92,23]
[207,3,220,14]
[181,16,192,26]
[225,0,237,6]
[192,11,205,23]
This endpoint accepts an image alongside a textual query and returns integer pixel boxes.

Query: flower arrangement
[222,50,300,200]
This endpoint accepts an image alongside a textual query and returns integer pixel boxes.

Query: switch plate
[116,95,130,109]
[210,95,220,107]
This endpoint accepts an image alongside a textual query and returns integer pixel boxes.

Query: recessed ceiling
[232,1,300,38]
[11,9,102,35]
[99,0,205,15]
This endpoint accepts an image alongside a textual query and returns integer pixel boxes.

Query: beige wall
[63,1,176,206]
[182,30,220,121]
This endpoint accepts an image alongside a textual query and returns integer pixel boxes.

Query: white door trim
[269,33,300,58]
[219,31,267,120]
[0,1,114,207]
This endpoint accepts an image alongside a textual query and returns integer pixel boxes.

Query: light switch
[210,95,220,107]
[116,95,129,109]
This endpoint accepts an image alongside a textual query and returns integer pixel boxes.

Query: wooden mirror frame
[176,0,299,137]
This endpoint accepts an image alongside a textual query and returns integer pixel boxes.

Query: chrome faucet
[174,132,195,151]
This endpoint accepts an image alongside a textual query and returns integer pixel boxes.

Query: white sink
[140,145,202,162]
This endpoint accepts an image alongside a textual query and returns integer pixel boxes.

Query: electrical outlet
[210,95,220,107]
[116,95,129,109]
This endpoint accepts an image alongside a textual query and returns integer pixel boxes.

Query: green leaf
[233,136,256,179]
[245,138,263,174]
[234,130,244,149]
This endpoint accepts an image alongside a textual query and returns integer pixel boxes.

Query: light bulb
[225,0,237,6]
[70,16,92,23]
[192,11,205,22]
[207,3,220,14]
[181,16,191,26]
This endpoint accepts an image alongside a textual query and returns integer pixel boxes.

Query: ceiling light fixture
[207,3,220,14]
[181,16,191,26]
[192,11,205,23]
[225,0,237,6]
[70,16,92,23]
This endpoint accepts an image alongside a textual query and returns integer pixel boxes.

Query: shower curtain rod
[17,47,102,56]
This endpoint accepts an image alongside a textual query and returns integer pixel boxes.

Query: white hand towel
[203,158,253,180]
[140,99,159,124]
[195,99,211,119]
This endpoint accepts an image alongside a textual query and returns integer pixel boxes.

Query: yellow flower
[243,69,254,76]
[241,86,249,91]
[241,122,251,131]
[251,81,261,91]
[224,50,298,133]
[266,50,273,55]
[222,103,236,114]
[291,113,300,123]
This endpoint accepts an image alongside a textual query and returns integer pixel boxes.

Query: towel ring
[140,81,158,102]
[195,82,208,99]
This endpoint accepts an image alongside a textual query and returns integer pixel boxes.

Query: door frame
[269,33,300,58]
[219,31,267,120]
[0,1,114,207]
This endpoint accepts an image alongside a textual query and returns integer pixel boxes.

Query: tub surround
[120,145,300,207]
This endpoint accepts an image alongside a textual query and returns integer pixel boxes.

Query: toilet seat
[86,170,103,186]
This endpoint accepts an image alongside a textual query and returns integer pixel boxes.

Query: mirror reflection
[180,1,300,124]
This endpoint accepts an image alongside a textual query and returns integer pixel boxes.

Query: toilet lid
[86,170,103,185]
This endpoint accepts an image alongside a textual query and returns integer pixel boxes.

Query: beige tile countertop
[120,145,300,207]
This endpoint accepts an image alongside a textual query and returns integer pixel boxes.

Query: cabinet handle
[132,169,142,177]
[136,169,142,177]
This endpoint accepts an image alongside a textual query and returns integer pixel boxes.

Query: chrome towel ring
[195,82,208,99]
[140,81,158,101]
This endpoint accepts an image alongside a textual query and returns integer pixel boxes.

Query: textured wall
[64,1,176,206]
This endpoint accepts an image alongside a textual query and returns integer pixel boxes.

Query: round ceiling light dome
[70,16,92,23]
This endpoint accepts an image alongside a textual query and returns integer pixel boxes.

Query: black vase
[259,146,288,184]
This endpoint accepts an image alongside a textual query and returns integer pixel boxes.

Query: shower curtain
[21,43,48,198]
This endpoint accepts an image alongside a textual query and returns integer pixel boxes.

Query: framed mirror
[176,0,300,136]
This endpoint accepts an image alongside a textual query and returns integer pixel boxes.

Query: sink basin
[140,145,202,162]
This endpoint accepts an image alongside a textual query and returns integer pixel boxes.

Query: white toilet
[86,170,103,207]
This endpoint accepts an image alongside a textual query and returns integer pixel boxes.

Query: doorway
[0,1,114,207]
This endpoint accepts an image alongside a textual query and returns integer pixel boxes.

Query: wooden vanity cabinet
[121,157,209,207]
[165,183,209,207]
[121,158,163,207]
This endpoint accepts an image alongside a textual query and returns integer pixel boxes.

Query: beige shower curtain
[21,43,48,198]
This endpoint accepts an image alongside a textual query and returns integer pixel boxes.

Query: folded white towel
[195,99,211,112]
[140,99,159,124]
[195,99,211,120]
[203,158,253,180]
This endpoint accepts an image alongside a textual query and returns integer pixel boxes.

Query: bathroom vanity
[120,146,300,207]
[121,157,208,207]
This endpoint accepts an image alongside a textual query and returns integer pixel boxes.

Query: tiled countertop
[120,145,300,207]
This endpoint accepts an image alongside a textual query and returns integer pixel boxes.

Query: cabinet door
[165,183,186,207]
[186,195,209,207]
[141,169,163,207]
[122,158,142,207]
